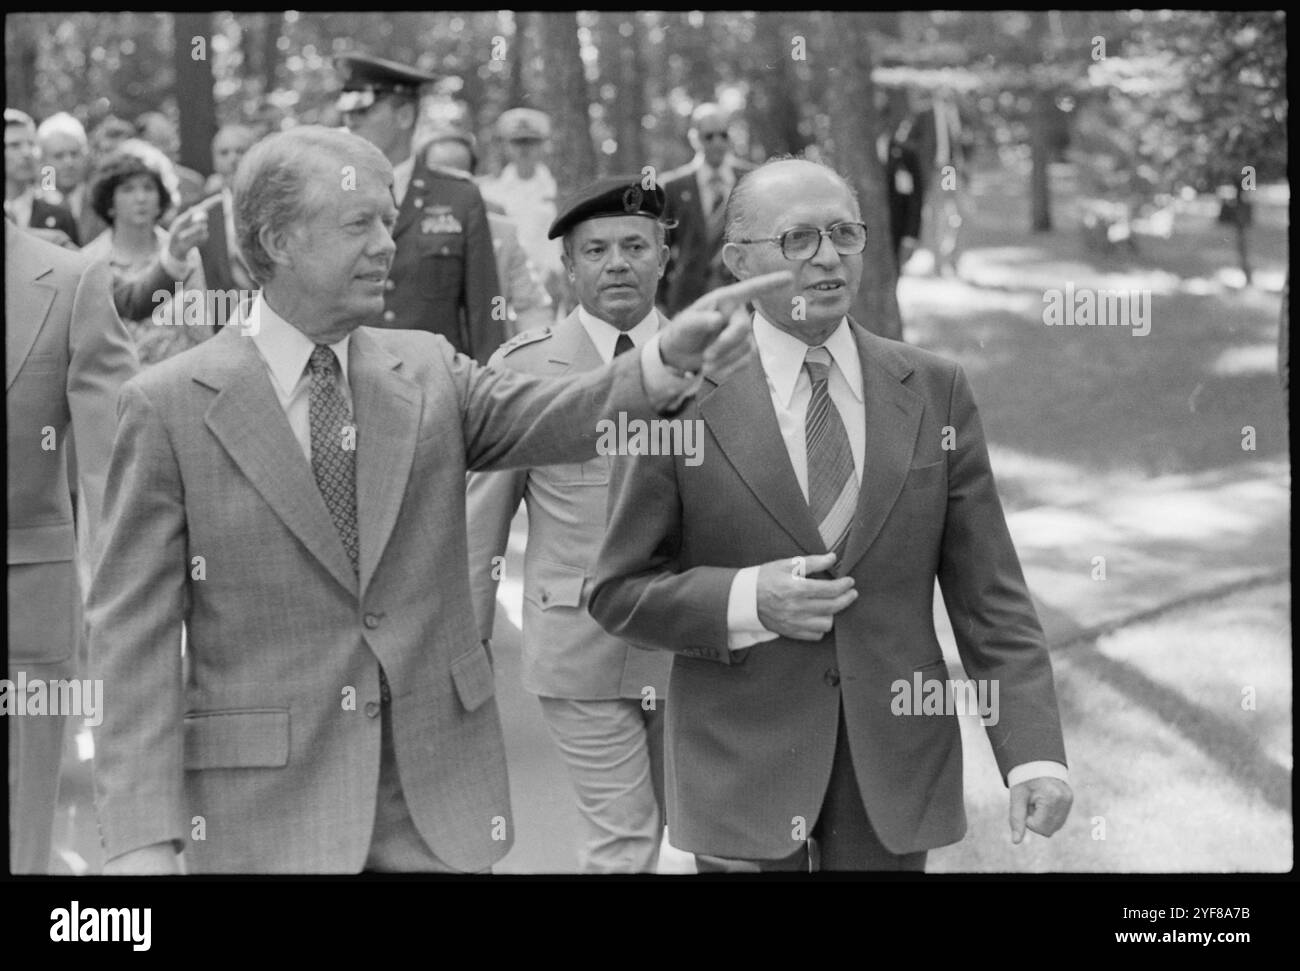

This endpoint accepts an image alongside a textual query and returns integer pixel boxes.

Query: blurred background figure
[425,127,554,336]
[883,126,924,277]
[36,111,104,245]
[82,141,213,365]
[336,51,503,364]
[89,115,135,164]
[204,122,255,195]
[480,108,568,316]
[5,108,79,246]
[899,86,975,276]
[135,110,205,214]
[658,103,754,316]
[193,124,259,326]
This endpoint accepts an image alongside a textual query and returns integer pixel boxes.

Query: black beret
[546,175,668,240]
[335,53,438,112]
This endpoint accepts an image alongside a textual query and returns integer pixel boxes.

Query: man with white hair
[5,108,79,246]
[86,125,777,874]
[37,111,104,244]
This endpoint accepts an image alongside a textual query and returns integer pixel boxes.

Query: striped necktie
[803,346,857,556]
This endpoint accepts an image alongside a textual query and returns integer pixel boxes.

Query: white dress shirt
[693,156,738,215]
[722,311,1067,787]
[245,294,353,461]
[577,305,661,363]
[392,156,414,208]
[239,294,694,461]
[5,185,36,229]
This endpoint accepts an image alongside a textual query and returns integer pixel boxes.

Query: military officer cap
[424,125,479,171]
[335,52,438,113]
[497,107,551,142]
[547,175,668,240]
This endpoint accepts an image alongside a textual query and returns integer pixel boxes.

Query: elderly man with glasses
[591,157,1073,872]
[659,103,755,316]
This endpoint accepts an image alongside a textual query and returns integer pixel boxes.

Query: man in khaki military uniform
[465,176,678,872]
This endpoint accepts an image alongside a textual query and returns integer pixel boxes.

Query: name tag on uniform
[421,206,463,235]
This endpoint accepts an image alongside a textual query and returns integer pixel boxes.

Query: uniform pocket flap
[451,642,495,712]
[183,708,290,769]
[524,559,587,610]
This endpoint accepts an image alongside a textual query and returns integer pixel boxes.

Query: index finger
[688,270,793,316]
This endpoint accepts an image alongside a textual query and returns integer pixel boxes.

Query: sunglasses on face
[732,221,868,261]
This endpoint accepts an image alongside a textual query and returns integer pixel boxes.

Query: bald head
[725,158,860,245]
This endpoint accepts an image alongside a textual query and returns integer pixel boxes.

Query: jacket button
[540,590,549,605]
[364,613,381,630]
[414,198,424,208]
[382,310,396,322]
[365,701,380,718]
[385,278,395,291]
[824,668,840,687]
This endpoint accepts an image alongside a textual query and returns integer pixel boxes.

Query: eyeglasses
[700,131,729,142]
[732,221,868,261]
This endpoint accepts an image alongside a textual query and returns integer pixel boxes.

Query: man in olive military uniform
[336,52,504,364]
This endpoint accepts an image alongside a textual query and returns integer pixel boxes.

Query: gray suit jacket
[465,311,672,700]
[6,222,138,670]
[87,321,660,873]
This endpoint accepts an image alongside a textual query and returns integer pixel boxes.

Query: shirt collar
[693,154,736,182]
[752,310,863,408]
[247,293,351,395]
[500,163,555,192]
[393,156,414,204]
[576,304,661,364]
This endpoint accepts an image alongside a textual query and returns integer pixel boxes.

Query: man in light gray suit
[6,218,139,872]
[86,126,776,874]
[466,176,677,872]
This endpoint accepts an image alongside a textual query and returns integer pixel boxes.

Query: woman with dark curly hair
[82,139,213,366]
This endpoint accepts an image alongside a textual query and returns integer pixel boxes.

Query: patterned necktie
[614,333,635,357]
[708,171,727,214]
[308,344,359,574]
[804,346,858,557]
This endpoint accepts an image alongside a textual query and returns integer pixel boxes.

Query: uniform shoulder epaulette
[492,326,553,362]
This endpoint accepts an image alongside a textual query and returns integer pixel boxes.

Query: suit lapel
[349,328,422,595]
[391,161,425,242]
[199,327,359,596]
[700,347,825,554]
[835,323,925,577]
[545,310,602,373]
[5,230,57,391]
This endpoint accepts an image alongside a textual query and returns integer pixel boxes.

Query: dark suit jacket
[591,318,1067,860]
[87,321,663,873]
[660,160,755,316]
[379,157,504,365]
[6,223,138,672]
[194,194,247,326]
[29,198,81,246]
[886,139,924,259]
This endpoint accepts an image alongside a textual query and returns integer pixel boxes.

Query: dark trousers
[697,698,927,873]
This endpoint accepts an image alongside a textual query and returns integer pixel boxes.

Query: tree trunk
[507,12,529,111]
[535,12,598,195]
[747,12,808,160]
[817,12,902,341]
[261,12,283,96]
[172,11,217,176]
[1030,86,1053,231]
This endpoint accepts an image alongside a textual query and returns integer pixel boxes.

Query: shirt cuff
[1006,761,1069,788]
[639,332,703,414]
[726,565,779,651]
[160,247,191,281]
